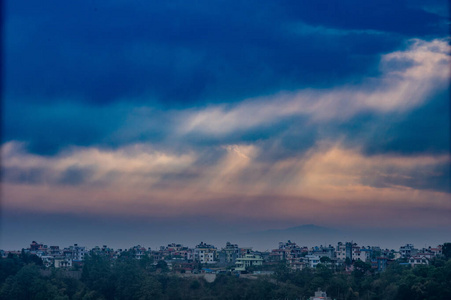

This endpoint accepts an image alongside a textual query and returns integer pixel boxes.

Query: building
[309,289,331,300]
[371,257,390,272]
[54,256,72,268]
[399,244,418,258]
[304,255,321,268]
[218,242,240,266]
[64,244,87,261]
[311,245,335,259]
[336,242,353,261]
[270,240,305,269]
[235,254,263,271]
[194,242,217,264]
[409,255,429,267]
[353,247,372,262]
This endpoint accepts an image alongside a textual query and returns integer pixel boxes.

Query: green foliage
[353,260,372,278]
[274,260,290,282]
[1,250,451,300]
[0,265,68,300]
[320,256,331,263]
[20,250,43,266]
[0,256,21,283]
[345,257,352,266]
[156,260,169,273]
[190,280,201,290]
[442,243,451,260]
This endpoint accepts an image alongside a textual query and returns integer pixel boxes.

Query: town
[2,240,444,274]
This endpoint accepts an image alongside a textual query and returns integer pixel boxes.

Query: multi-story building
[399,244,418,258]
[336,242,372,262]
[304,255,321,268]
[336,242,346,261]
[336,242,353,261]
[408,255,429,267]
[353,246,372,262]
[311,245,335,259]
[371,257,390,272]
[49,246,61,256]
[54,256,72,268]
[30,241,44,252]
[194,242,217,264]
[271,241,303,265]
[63,244,87,261]
[235,254,263,271]
[218,242,240,266]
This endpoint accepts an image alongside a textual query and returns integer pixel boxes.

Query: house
[54,256,72,268]
[235,254,263,271]
[194,242,217,264]
[336,242,353,262]
[353,247,371,262]
[371,257,390,272]
[218,242,240,266]
[49,246,61,256]
[291,261,306,271]
[172,261,196,273]
[271,241,305,269]
[309,289,331,300]
[409,256,429,267]
[304,255,321,268]
[399,244,418,258]
[41,256,54,268]
[311,245,335,259]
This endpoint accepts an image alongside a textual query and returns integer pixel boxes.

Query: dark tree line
[1,244,451,299]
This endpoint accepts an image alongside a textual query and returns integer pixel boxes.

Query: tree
[81,254,115,299]
[345,257,352,266]
[442,243,451,260]
[274,260,290,282]
[0,265,67,300]
[0,255,22,283]
[353,260,372,278]
[320,256,331,264]
[156,260,169,273]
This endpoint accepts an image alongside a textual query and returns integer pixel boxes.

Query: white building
[194,242,217,264]
[41,256,54,268]
[353,248,371,262]
[310,289,331,300]
[304,255,321,268]
[409,256,429,267]
[235,254,263,271]
[336,243,347,261]
[54,256,72,268]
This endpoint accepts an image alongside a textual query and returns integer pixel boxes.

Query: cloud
[179,39,449,136]
[2,140,449,227]
[6,0,424,108]
[2,141,196,188]
[280,0,447,36]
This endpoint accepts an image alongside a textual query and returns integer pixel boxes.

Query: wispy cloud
[3,140,449,227]
[178,39,449,135]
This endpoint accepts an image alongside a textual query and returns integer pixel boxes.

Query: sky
[1,0,450,250]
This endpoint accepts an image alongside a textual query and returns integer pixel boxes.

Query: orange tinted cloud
[2,141,449,227]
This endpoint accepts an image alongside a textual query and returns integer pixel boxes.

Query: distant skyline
[1,1,450,250]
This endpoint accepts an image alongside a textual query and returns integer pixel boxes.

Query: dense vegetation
[1,245,451,300]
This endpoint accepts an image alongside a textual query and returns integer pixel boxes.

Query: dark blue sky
[2,0,450,249]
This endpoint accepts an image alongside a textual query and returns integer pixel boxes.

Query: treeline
[0,250,451,300]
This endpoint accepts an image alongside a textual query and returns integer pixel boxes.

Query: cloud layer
[3,138,449,227]
[2,1,450,248]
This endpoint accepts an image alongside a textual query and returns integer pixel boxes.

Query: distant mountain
[236,224,342,250]
[258,224,338,235]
